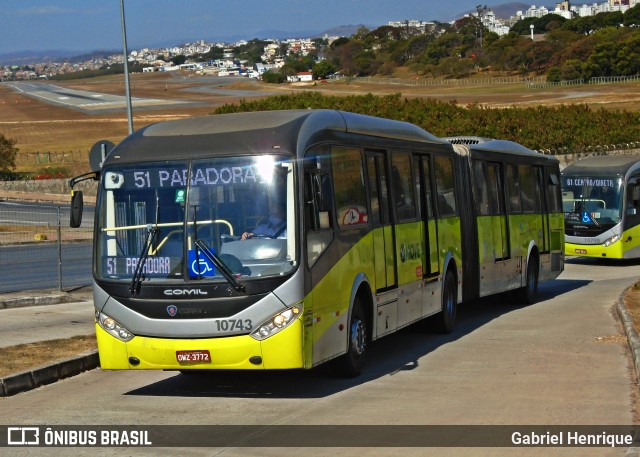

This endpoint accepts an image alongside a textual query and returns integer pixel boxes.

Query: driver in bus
[241,201,287,239]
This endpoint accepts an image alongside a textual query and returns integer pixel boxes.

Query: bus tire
[336,297,367,377]
[518,255,539,305]
[432,269,457,334]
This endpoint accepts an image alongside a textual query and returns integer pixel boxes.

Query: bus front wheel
[335,298,367,377]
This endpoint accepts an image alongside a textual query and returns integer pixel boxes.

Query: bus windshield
[561,176,623,227]
[96,155,296,284]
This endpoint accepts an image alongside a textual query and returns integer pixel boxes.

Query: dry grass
[0,335,96,378]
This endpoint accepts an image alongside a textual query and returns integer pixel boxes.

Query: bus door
[419,156,439,279]
[390,151,422,327]
[487,162,510,261]
[534,166,550,253]
[365,152,395,292]
[418,155,441,316]
[366,151,397,337]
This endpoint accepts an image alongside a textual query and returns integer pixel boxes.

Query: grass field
[1,70,640,175]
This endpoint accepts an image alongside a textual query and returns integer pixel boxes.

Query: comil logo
[163,288,208,296]
[7,427,40,445]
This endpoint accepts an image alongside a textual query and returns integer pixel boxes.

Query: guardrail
[0,203,93,292]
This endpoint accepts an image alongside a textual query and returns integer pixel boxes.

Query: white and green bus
[562,155,640,259]
[70,110,564,376]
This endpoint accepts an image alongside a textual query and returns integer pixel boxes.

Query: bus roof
[107,110,447,165]
[562,155,640,177]
[444,136,554,161]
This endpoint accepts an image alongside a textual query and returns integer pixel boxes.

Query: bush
[212,92,640,152]
[261,70,286,84]
[0,134,18,171]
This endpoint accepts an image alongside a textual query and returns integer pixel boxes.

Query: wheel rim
[527,262,537,295]
[444,279,456,321]
[350,318,366,356]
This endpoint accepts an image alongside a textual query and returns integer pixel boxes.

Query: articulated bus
[70,110,564,376]
[562,155,640,259]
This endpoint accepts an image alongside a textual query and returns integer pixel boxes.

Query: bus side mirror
[70,191,84,228]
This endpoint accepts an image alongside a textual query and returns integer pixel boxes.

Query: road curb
[0,293,91,310]
[616,286,640,457]
[0,350,99,397]
[617,286,640,382]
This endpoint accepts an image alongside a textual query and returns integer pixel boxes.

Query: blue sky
[0,0,500,55]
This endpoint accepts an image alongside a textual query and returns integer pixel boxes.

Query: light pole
[120,0,134,134]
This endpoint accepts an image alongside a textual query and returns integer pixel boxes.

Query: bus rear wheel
[518,255,539,305]
[335,298,367,377]
[431,270,457,334]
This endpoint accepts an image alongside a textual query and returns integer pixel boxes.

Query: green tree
[234,39,270,65]
[623,4,640,27]
[171,54,187,66]
[312,60,336,79]
[546,66,562,82]
[0,134,18,171]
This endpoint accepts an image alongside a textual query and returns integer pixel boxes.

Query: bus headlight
[602,235,620,247]
[96,310,134,342]
[251,305,302,341]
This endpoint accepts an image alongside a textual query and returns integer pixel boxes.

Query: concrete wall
[0,178,97,196]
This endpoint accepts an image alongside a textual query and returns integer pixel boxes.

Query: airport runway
[3,81,193,113]
[3,76,272,115]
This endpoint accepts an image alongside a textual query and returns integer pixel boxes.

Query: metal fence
[0,203,93,293]
[14,151,85,165]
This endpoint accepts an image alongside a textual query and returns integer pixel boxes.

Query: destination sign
[103,256,175,277]
[563,177,616,187]
[124,165,269,189]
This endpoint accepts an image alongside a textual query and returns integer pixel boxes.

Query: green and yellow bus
[70,110,564,376]
[562,155,640,259]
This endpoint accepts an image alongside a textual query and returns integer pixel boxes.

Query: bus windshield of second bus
[96,154,296,289]
[562,176,623,231]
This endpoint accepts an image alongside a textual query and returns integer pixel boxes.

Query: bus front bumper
[95,319,304,370]
[565,240,623,259]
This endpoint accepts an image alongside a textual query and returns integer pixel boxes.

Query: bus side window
[391,152,417,221]
[434,155,457,217]
[506,164,522,213]
[473,160,490,216]
[627,178,640,216]
[547,170,561,213]
[518,164,535,213]
[332,147,368,228]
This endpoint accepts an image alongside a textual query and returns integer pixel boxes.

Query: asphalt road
[1,258,639,456]
[0,201,93,292]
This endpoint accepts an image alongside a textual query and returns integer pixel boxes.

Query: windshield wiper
[194,239,246,293]
[130,193,161,295]
[130,226,159,295]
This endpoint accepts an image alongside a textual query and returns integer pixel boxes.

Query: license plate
[575,249,587,254]
[176,350,211,363]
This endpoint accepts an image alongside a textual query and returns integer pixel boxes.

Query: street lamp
[120,0,134,134]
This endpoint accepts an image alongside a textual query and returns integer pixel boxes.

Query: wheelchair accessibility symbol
[582,212,592,223]
[188,249,215,277]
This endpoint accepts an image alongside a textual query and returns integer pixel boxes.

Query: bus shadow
[565,256,640,268]
[125,278,590,400]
